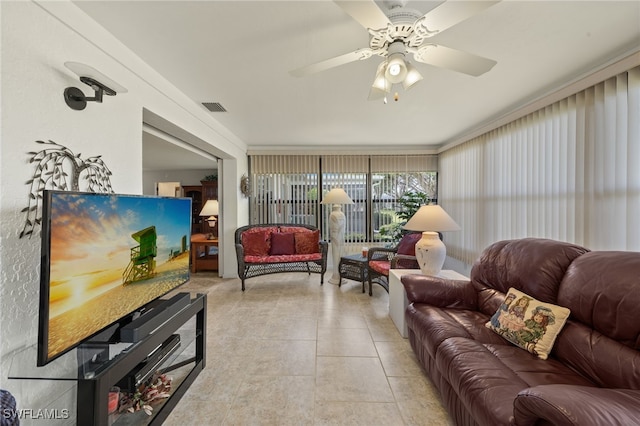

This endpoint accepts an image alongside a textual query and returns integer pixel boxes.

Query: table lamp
[199,199,219,240]
[403,205,460,276]
[321,188,354,285]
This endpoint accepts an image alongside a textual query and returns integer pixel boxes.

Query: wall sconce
[63,62,127,111]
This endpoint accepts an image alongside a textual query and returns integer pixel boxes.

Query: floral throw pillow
[241,230,271,256]
[294,230,320,254]
[485,287,570,360]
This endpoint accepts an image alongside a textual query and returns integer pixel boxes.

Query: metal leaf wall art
[19,140,114,238]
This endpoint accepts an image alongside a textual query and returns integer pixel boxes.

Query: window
[249,154,438,246]
[371,171,437,243]
[249,155,319,224]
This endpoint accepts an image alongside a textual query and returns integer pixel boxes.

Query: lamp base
[328,205,346,285]
[328,275,342,285]
[414,231,446,276]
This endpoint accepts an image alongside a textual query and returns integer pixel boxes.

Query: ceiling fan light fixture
[385,52,407,84]
[369,61,391,100]
[372,62,391,92]
[402,61,423,90]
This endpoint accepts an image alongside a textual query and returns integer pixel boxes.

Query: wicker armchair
[366,232,422,295]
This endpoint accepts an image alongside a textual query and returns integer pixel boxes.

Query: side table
[190,234,219,273]
[338,254,368,293]
[389,269,469,337]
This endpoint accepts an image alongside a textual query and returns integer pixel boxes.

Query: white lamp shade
[321,188,354,205]
[372,62,391,91]
[403,205,460,232]
[199,199,219,216]
[402,62,423,90]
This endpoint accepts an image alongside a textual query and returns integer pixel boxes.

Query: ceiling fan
[290,0,500,100]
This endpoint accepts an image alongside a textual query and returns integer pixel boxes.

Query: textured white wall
[1,2,142,422]
[0,1,248,423]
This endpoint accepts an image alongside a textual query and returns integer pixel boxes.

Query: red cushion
[270,232,295,255]
[369,260,390,275]
[295,230,320,254]
[241,230,271,256]
[244,253,323,263]
[397,233,422,255]
[280,226,313,234]
[244,226,278,235]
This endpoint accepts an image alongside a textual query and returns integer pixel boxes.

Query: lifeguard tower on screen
[123,226,157,284]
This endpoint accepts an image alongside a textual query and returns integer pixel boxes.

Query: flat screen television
[37,190,192,366]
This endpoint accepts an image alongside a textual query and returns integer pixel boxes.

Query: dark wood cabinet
[200,180,218,237]
[183,180,218,236]
[201,179,218,200]
[182,186,203,234]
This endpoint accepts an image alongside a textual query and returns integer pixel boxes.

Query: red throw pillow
[396,233,422,256]
[242,230,271,256]
[295,230,320,254]
[270,232,295,255]
[280,226,312,234]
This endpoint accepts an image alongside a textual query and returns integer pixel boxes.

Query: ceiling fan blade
[290,48,374,77]
[412,45,497,77]
[420,1,500,34]
[334,0,391,30]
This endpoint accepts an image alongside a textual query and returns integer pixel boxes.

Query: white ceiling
[74,0,640,162]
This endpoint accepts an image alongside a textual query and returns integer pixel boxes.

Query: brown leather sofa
[401,238,640,426]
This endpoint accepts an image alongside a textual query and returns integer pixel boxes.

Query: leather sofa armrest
[401,274,476,309]
[513,385,640,426]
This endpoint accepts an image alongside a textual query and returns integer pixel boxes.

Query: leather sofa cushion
[435,337,528,426]
[470,238,589,316]
[558,251,640,346]
[406,304,507,361]
[553,251,640,390]
[435,337,595,426]
[553,320,640,390]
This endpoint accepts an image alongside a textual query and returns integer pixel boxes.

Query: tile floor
[163,271,453,426]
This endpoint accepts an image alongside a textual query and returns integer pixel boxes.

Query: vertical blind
[321,156,370,244]
[249,155,320,224]
[440,66,640,265]
[249,154,438,246]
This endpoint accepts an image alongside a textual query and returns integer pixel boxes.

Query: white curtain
[440,66,640,265]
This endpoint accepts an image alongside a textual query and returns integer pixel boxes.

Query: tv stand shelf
[9,293,207,426]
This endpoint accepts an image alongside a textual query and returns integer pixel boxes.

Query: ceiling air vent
[202,102,227,112]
